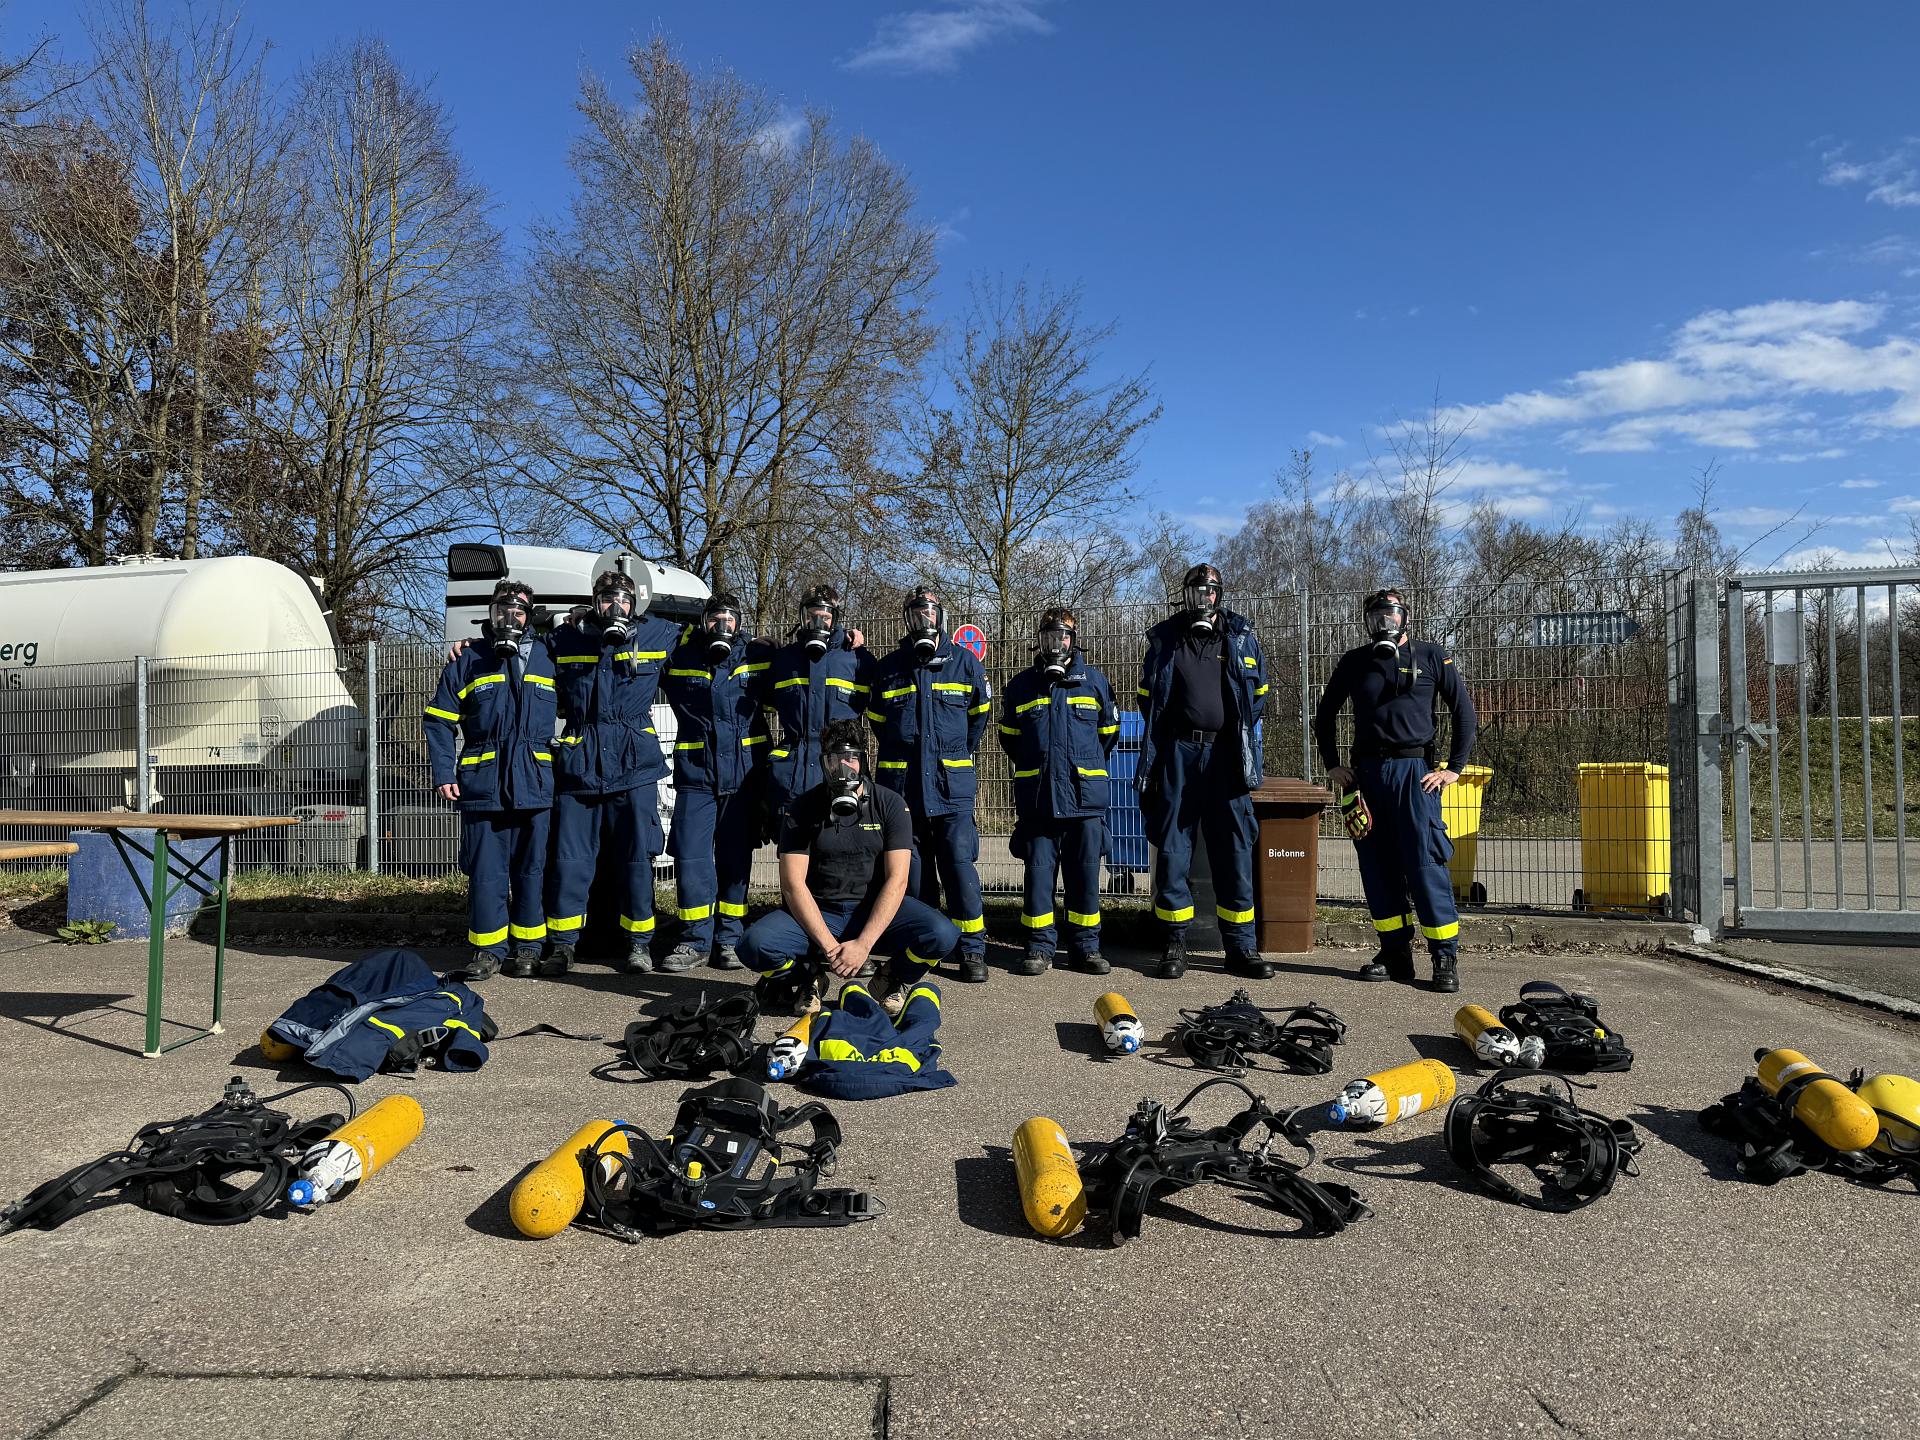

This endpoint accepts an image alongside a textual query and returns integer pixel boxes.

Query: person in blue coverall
[1314,587,1479,993]
[424,579,556,981]
[865,586,993,983]
[758,584,876,826]
[997,607,1121,976]
[1135,563,1273,981]
[659,593,772,972]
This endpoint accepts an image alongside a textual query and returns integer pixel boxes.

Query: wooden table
[0,810,296,1057]
[0,840,80,862]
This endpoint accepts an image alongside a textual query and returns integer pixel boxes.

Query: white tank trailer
[0,556,360,816]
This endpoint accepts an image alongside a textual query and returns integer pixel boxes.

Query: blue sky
[12,1,1920,569]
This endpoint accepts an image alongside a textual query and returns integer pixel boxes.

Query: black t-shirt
[777,781,913,906]
[1168,632,1229,732]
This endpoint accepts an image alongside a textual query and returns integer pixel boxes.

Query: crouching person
[740,720,958,1015]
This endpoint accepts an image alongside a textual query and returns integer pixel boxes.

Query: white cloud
[1838,478,1882,489]
[931,205,971,246]
[845,1,1055,74]
[1181,510,1244,537]
[1766,448,1850,462]
[1892,496,1920,513]
[754,111,810,153]
[1778,542,1909,570]
[1305,430,1346,449]
[1822,139,1920,209]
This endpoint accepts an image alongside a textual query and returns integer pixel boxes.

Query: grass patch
[0,866,66,901]
[227,870,468,912]
[1749,715,1919,841]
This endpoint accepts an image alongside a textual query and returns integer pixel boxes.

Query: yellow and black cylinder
[1094,992,1143,1055]
[1755,1048,1878,1153]
[1013,1116,1087,1239]
[1452,1005,1521,1067]
[510,1119,631,1239]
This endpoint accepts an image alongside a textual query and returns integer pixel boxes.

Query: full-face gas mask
[823,744,865,817]
[1036,619,1076,681]
[903,588,945,658]
[798,603,837,661]
[488,586,532,656]
[1363,589,1409,657]
[1181,564,1223,637]
[591,577,637,645]
[702,597,743,664]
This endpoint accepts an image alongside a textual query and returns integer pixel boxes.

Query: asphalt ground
[1,928,1918,1439]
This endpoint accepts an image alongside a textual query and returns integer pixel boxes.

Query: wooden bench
[0,840,81,862]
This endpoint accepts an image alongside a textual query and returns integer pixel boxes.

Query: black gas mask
[1182,565,1222,637]
[701,602,742,664]
[799,605,836,661]
[1036,621,1075,682]
[488,593,531,655]
[824,745,865,817]
[592,585,636,645]
[1364,591,1408,657]
[904,590,945,658]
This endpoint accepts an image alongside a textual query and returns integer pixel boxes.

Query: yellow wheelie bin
[1574,762,1672,916]
[1439,764,1493,905]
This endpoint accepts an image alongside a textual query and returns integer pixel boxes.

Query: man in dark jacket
[1314,586,1478,992]
[1135,563,1271,980]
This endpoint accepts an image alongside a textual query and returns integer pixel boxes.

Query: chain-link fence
[2,577,1674,915]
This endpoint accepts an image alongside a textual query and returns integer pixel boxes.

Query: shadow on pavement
[1322,1127,1479,1195]
[953,1149,1033,1239]
[1631,1102,1744,1182]
[466,1160,539,1240]
[1407,1031,1478,1069]
[1264,955,1367,982]
[0,989,152,1055]
[1052,1020,1114,1063]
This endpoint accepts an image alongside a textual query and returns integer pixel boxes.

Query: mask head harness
[1181,563,1223,636]
[0,1076,354,1236]
[1363,587,1409,657]
[580,1076,884,1239]
[820,719,867,818]
[1498,981,1634,1073]
[701,593,744,663]
[488,580,534,655]
[797,584,841,660]
[590,571,638,644]
[616,991,760,1082]
[1035,606,1077,681]
[903,586,945,657]
[1170,989,1348,1076]
[1080,1077,1372,1244]
[1444,1070,1643,1212]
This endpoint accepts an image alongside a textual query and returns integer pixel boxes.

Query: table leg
[144,829,169,1058]
[211,836,230,1034]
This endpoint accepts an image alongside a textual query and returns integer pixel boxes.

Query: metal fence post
[1691,571,1726,935]
[365,640,381,875]
[134,654,151,812]
[1297,588,1313,782]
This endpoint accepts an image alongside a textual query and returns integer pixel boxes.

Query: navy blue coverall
[662,633,773,954]
[1314,638,1478,963]
[757,628,876,821]
[544,614,683,950]
[424,636,557,958]
[865,636,993,960]
[997,655,1121,958]
[1135,611,1269,954]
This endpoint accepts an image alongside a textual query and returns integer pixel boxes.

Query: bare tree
[909,277,1159,632]
[517,40,937,616]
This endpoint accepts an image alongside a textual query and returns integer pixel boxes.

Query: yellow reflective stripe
[547,913,585,932]
[1014,695,1052,714]
[717,901,749,917]
[1075,767,1108,778]
[877,759,908,769]
[366,1016,406,1038]
[955,915,985,934]
[436,991,464,1007]
[865,710,886,724]
[444,1018,482,1039]
[1136,686,1151,699]
[825,678,864,692]
[1421,921,1461,941]
[469,925,509,947]
[880,685,914,700]
[1099,724,1119,736]
[668,667,711,679]
[1022,911,1055,929]
[775,675,809,690]
[931,681,971,692]
[1242,656,1257,667]
[940,757,973,768]
[675,741,703,750]
[633,650,668,661]
[675,903,715,921]
[1372,913,1409,933]
[969,702,991,714]
[818,1038,922,1071]
[999,724,1021,735]
[533,751,552,761]
[1065,695,1100,708]
[1255,683,1270,697]
[1215,903,1256,924]
[904,950,940,967]
[459,751,498,765]
[525,673,555,689]
[423,704,461,722]
[457,673,507,699]
[901,984,940,1010]
[619,914,656,933]
[1013,767,1041,778]
[557,734,584,745]
[557,654,598,664]
[735,661,770,674]
[742,734,770,746]
[1067,909,1101,928]
[771,748,790,759]
[1154,904,1194,923]
[509,922,547,941]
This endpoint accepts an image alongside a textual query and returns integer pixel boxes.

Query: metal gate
[1724,564,1918,935]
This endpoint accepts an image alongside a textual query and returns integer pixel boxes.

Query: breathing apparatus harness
[1444,1070,1642,1212]
[1168,989,1348,1076]
[611,991,761,1082]
[1499,981,1634,1073]
[0,1077,355,1235]
[580,1077,883,1238]
[1081,1077,1371,1244]
[1699,1065,1920,1188]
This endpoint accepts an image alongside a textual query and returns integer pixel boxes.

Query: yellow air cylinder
[287,1094,425,1209]
[510,1119,631,1239]
[766,1011,819,1081]
[259,1030,301,1064]
[1328,1058,1457,1129]
[1013,1116,1087,1239]
[1754,1048,1879,1153]
[1094,992,1144,1055]
[1452,1005,1520,1066]
[1855,1074,1920,1159]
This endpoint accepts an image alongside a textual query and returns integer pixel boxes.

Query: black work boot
[535,942,572,978]
[1357,938,1417,983]
[616,941,653,976]
[660,944,703,973]
[1017,944,1053,977]
[1431,949,1460,994]
[458,950,502,983]
[1226,949,1275,980]
[1156,934,1187,980]
[1076,950,1111,976]
[711,945,743,971]
[957,951,988,983]
[502,949,537,979]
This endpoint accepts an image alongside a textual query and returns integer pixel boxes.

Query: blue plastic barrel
[1104,711,1149,873]
[66,829,220,939]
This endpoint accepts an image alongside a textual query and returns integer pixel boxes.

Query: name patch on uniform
[860,823,882,831]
